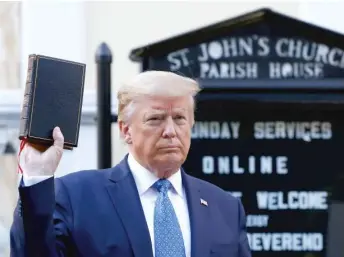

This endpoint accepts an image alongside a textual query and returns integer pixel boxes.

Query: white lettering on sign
[228,191,242,198]
[199,62,258,79]
[256,191,328,210]
[167,48,190,71]
[191,121,240,139]
[254,121,332,142]
[246,215,269,227]
[268,62,323,78]
[166,36,344,79]
[202,156,288,175]
[247,233,323,251]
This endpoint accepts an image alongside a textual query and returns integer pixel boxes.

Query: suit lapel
[106,157,153,257]
[182,171,211,257]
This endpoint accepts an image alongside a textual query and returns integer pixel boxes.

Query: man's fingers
[53,127,64,149]
[21,127,65,176]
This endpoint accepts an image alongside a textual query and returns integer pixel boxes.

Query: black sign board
[184,97,344,256]
[129,7,344,257]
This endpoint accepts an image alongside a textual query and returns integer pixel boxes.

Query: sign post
[95,42,113,169]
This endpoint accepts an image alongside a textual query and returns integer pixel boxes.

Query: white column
[20,1,87,88]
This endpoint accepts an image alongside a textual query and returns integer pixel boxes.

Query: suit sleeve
[237,198,252,257]
[10,177,75,257]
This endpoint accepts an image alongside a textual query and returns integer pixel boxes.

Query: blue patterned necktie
[153,179,186,257]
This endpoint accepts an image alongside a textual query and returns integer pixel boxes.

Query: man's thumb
[53,126,64,149]
[40,127,65,173]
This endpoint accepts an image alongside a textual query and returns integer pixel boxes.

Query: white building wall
[20,1,87,87]
[0,1,21,90]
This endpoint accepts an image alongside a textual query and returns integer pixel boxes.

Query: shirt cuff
[22,173,53,187]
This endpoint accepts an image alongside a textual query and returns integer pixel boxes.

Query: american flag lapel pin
[200,198,208,206]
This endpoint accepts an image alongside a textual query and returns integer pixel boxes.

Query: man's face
[120,95,193,177]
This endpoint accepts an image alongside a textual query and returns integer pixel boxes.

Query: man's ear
[118,120,132,144]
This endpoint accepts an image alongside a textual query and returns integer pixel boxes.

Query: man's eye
[174,115,185,120]
[148,116,162,121]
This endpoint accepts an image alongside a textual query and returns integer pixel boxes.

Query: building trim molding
[0,89,118,128]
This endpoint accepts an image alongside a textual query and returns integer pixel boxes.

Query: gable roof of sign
[129,7,344,62]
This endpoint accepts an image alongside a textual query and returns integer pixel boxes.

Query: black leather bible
[19,54,86,150]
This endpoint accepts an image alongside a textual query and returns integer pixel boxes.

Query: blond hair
[117,70,201,123]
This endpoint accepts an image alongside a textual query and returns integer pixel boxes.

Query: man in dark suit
[10,71,252,257]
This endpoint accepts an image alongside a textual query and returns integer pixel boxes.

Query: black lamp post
[95,42,113,169]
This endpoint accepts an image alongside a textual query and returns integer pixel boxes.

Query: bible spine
[19,55,38,139]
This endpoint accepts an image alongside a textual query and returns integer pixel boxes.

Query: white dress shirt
[23,154,191,257]
[128,154,191,257]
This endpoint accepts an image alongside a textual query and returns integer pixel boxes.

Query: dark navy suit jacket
[10,155,252,257]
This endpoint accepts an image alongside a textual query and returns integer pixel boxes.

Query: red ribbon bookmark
[17,138,27,174]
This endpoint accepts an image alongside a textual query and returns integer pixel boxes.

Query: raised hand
[21,126,64,177]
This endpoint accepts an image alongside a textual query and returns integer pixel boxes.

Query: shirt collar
[127,153,184,198]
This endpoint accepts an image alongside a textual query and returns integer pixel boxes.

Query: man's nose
[162,117,177,138]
